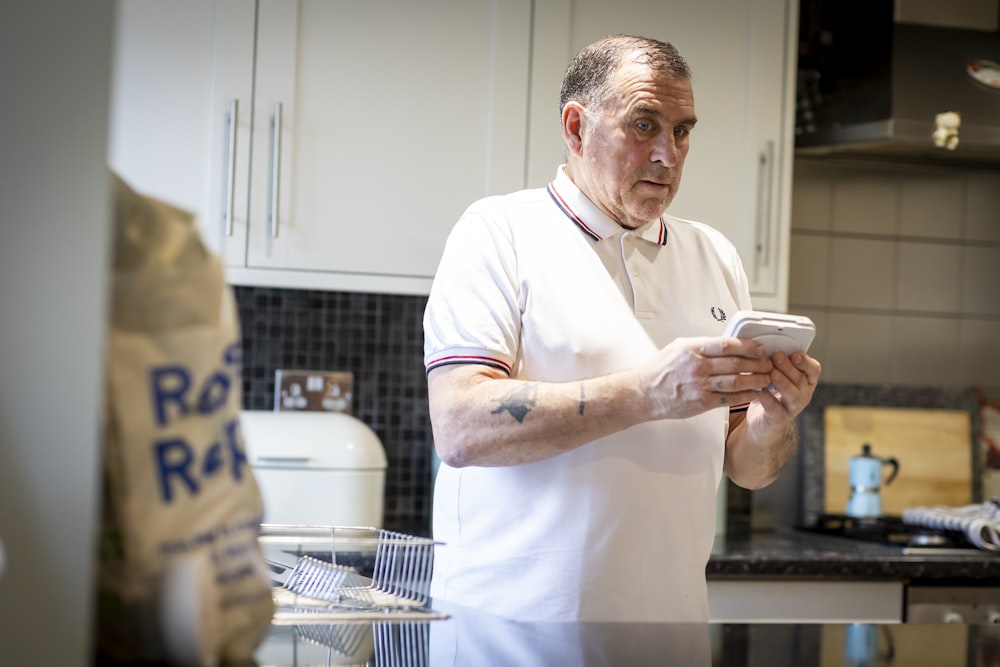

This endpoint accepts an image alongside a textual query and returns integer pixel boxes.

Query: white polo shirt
[423,167,752,622]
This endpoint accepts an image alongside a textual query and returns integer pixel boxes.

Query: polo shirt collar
[547,166,668,246]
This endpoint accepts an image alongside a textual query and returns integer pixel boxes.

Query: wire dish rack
[256,525,445,667]
[260,524,447,622]
[260,621,431,667]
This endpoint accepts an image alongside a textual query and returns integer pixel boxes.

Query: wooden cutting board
[823,406,973,516]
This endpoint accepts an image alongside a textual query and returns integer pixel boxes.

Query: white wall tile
[959,319,1000,387]
[791,161,833,231]
[831,170,899,235]
[961,246,1000,316]
[788,233,830,305]
[823,313,894,384]
[896,242,962,314]
[899,174,964,239]
[787,159,998,390]
[829,238,895,309]
[891,315,963,386]
[964,172,1000,243]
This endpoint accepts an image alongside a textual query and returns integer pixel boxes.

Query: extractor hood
[795,0,1000,167]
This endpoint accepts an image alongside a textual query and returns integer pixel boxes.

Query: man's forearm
[427,336,780,468]
[428,366,651,467]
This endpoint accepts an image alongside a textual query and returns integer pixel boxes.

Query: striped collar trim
[546,179,668,246]
[547,183,602,241]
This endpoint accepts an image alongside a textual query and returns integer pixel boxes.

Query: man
[422,34,821,622]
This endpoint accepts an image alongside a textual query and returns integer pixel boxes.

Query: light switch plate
[274,369,354,413]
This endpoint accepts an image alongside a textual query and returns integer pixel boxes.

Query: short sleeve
[423,200,522,376]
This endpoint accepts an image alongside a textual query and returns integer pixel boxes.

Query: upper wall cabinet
[108,2,217,243]
[110,0,795,308]
[109,0,532,295]
[526,0,798,312]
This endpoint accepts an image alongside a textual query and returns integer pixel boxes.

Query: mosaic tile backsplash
[234,286,434,536]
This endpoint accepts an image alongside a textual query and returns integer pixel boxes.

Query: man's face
[567,58,697,230]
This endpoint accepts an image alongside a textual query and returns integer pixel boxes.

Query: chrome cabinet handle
[224,98,238,236]
[268,102,282,239]
[754,140,775,281]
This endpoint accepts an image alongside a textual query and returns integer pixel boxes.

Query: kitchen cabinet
[107,1,217,241]
[527,0,798,311]
[707,580,904,623]
[109,0,532,295]
[708,528,1000,623]
[110,0,795,305]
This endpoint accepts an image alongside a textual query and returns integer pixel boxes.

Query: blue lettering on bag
[225,418,248,482]
[151,366,191,426]
[149,341,247,502]
[222,340,242,366]
[155,438,198,501]
[149,342,242,427]
[154,417,251,503]
[197,371,231,415]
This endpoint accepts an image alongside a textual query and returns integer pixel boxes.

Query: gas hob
[805,514,982,556]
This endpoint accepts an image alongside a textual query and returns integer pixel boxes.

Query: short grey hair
[559,34,691,116]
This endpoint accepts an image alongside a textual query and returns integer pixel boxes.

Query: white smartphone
[723,310,816,356]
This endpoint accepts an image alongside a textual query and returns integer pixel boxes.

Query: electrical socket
[274,369,354,413]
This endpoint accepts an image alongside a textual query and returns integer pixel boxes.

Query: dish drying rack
[259,524,447,623]
[902,500,1000,551]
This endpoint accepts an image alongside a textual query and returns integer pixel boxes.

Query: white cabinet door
[206,0,256,266]
[112,1,532,296]
[527,0,797,311]
[107,1,218,248]
[708,580,904,623]
[217,0,533,295]
[741,0,797,310]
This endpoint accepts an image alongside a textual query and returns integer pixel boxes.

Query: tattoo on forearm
[786,421,799,444]
[491,383,539,423]
[579,384,586,416]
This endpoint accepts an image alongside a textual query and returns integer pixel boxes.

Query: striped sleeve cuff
[425,353,512,376]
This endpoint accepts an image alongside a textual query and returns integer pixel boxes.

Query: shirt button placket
[623,234,652,319]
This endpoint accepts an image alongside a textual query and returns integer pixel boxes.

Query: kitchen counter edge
[707,529,1000,581]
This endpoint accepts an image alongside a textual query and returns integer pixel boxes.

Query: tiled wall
[788,158,1000,392]
[750,157,1000,531]
[233,286,434,536]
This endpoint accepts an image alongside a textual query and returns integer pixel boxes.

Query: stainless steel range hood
[795,0,1000,167]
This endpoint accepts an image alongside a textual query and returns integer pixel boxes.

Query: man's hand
[753,350,822,425]
[638,336,775,420]
[725,349,822,489]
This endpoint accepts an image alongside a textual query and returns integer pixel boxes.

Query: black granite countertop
[708,529,1000,581]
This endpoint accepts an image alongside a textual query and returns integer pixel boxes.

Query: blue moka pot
[845,443,899,519]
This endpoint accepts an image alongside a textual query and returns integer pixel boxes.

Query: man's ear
[562,102,585,158]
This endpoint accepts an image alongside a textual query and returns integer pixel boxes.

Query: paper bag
[97,174,273,665]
